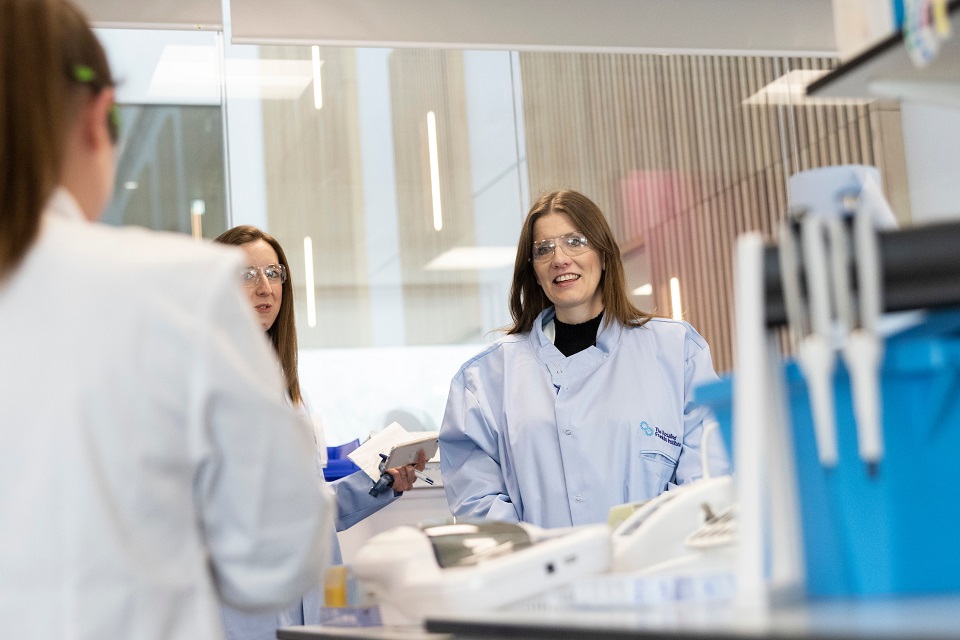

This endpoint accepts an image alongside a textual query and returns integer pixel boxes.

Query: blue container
[695,310,960,598]
[323,439,362,481]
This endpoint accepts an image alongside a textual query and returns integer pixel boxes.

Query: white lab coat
[221,402,399,640]
[0,189,330,640]
[440,307,730,528]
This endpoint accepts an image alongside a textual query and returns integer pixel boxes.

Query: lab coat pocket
[638,449,678,495]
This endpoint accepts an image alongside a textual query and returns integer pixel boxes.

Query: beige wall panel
[518,51,908,370]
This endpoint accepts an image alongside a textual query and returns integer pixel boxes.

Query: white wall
[901,102,960,223]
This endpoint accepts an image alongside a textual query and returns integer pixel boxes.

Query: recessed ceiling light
[742,69,871,106]
[424,247,516,271]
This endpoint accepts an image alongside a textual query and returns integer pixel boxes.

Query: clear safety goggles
[531,232,591,262]
[240,264,287,287]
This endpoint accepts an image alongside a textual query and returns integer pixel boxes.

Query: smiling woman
[437,189,731,529]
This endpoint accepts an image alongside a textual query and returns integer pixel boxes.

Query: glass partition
[221,43,526,441]
[97,29,228,239]
[96,27,910,446]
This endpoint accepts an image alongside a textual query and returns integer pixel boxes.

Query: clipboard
[348,423,440,481]
[383,433,439,469]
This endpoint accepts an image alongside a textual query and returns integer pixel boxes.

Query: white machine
[351,520,611,625]
[611,474,736,576]
[520,475,740,609]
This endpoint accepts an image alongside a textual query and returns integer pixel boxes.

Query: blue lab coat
[439,307,730,528]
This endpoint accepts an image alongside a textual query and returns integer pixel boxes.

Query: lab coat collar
[45,187,88,223]
[531,306,622,370]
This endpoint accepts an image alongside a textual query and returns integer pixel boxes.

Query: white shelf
[807,0,960,106]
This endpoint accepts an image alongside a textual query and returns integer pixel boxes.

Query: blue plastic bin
[323,439,362,481]
[695,310,960,598]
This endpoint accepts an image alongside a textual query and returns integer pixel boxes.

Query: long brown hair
[0,0,112,280]
[215,225,302,406]
[507,190,653,335]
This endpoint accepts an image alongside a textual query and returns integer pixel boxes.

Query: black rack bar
[763,219,960,327]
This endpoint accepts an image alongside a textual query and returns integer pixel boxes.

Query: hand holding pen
[366,448,427,495]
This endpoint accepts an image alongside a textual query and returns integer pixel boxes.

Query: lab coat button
[565,429,572,435]
[575,495,583,502]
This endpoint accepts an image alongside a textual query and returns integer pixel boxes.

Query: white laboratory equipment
[611,474,736,577]
[351,520,611,625]
[696,165,960,603]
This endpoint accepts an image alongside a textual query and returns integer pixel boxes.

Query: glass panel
[93,25,910,443]
[223,43,525,443]
[96,28,228,240]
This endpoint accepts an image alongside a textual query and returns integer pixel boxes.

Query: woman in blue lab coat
[215,225,426,639]
[439,190,729,529]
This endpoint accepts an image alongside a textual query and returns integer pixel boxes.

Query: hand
[386,449,428,493]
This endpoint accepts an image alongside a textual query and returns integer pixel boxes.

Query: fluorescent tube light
[311,45,323,110]
[427,110,442,232]
[304,236,317,328]
[670,277,683,321]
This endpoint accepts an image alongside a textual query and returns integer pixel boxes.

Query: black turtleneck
[554,311,603,357]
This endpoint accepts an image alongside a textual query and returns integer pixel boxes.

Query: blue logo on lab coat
[655,427,681,448]
[639,421,654,436]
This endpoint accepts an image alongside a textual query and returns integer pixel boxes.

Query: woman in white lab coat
[0,2,328,639]
[215,225,426,639]
[439,190,730,528]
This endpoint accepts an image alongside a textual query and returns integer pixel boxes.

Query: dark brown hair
[507,189,653,334]
[215,225,302,406]
[0,0,113,279]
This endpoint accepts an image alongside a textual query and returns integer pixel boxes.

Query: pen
[413,469,435,485]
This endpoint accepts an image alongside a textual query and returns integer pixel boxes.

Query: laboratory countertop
[278,595,960,640]
[426,595,960,639]
[276,625,448,640]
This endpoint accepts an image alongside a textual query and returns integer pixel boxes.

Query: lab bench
[278,595,960,640]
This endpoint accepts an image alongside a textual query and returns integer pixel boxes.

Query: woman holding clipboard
[215,225,428,639]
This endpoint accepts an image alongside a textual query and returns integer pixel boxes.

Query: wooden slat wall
[518,52,906,372]
[261,46,374,347]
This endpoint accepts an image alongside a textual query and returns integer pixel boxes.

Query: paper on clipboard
[347,422,439,481]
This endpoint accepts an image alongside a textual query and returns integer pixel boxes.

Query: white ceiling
[75,0,221,29]
[230,0,836,56]
[79,0,838,56]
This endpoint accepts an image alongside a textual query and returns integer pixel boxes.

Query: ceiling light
[742,69,871,106]
[304,236,317,328]
[427,111,442,232]
[670,277,683,321]
[147,45,313,101]
[424,247,516,271]
[632,283,653,296]
[311,45,323,110]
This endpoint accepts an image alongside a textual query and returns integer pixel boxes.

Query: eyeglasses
[240,264,287,287]
[71,64,120,144]
[531,232,591,262]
